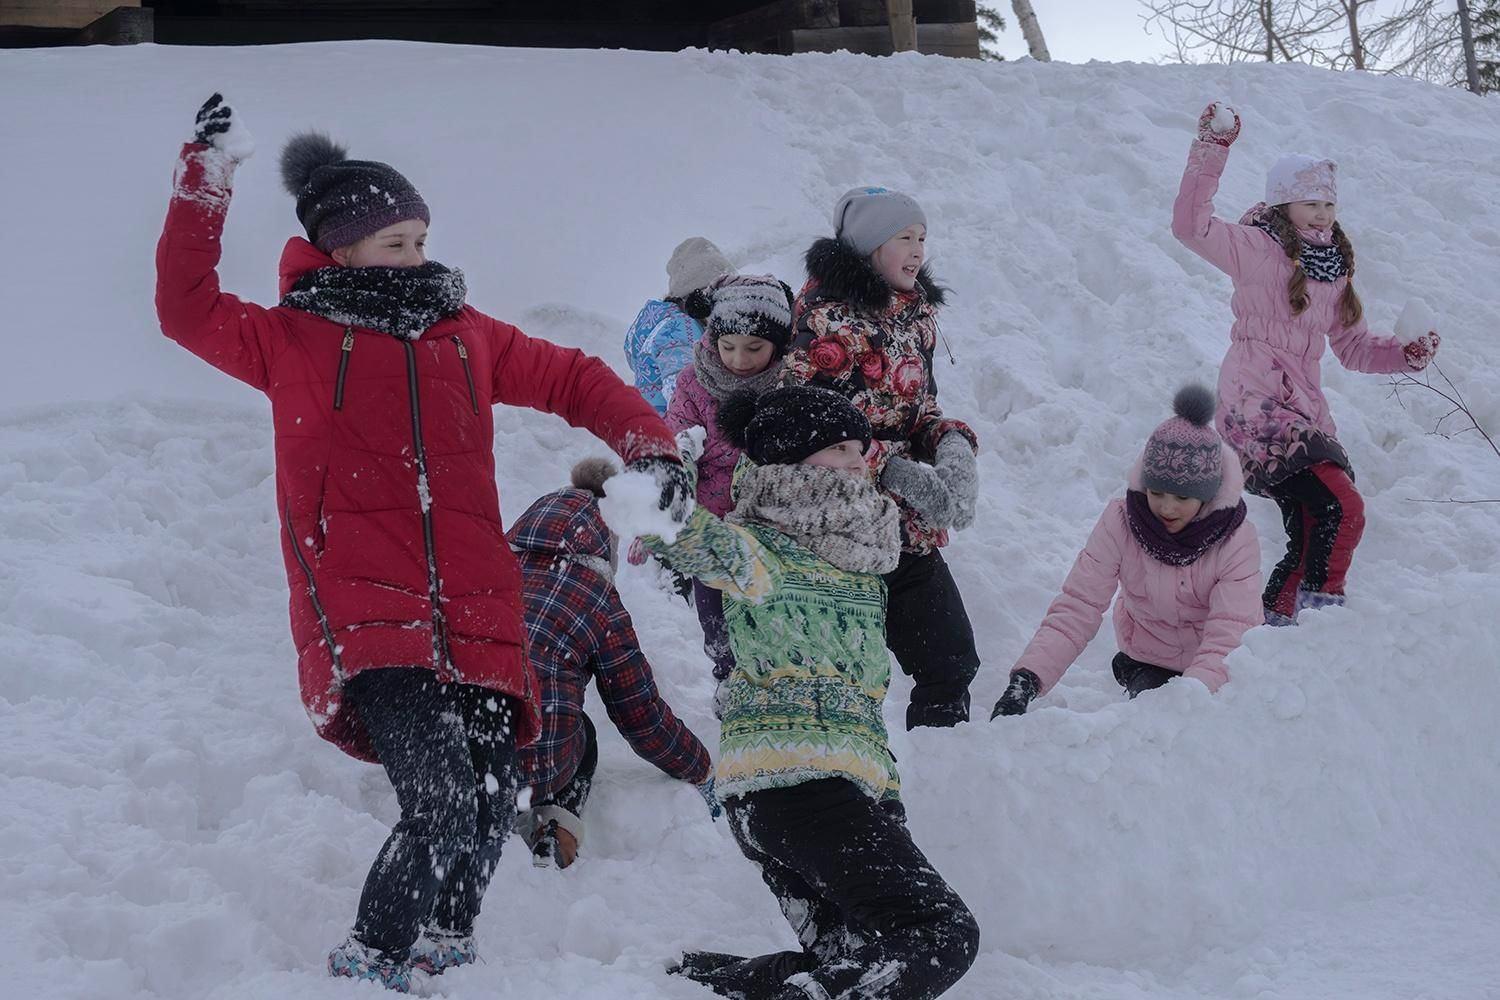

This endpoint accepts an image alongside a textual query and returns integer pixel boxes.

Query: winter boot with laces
[410,926,477,976]
[327,934,412,992]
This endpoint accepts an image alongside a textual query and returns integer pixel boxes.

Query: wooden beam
[791,20,979,57]
[0,0,137,30]
[707,0,837,52]
[886,0,915,52]
[77,5,152,43]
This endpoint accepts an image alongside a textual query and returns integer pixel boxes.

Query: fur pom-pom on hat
[570,457,618,498]
[1172,384,1216,428]
[279,132,347,196]
[716,391,761,451]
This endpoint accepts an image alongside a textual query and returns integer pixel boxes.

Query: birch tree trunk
[1010,0,1051,60]
[1457,0,1484,92]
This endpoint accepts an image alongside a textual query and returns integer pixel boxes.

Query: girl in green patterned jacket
[648,385,979,1000]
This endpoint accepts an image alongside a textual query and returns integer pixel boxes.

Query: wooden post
[1457,0,1484,95]
[887,0,917,51]
[1009,0,1050,61]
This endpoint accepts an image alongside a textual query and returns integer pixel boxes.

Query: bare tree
[1456,0,1484,89]
[1140,1,1350,64]
[1011,0,1052,60]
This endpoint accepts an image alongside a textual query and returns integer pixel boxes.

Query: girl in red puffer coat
[156,94,691,992]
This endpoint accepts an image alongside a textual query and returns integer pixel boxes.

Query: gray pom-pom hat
[279,132,430,254]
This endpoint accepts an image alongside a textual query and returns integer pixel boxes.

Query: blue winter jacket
[623,299,704,416]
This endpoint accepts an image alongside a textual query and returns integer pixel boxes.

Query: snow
[1395,296,1438,344]
[1210,99,1237,133]
[3,41,1500,1000]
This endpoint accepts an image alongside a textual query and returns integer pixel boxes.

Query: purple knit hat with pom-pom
[279,132,430,254]
[1140,385,1223,503]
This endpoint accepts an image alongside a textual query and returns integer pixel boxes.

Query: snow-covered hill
[2,41,1499,1000]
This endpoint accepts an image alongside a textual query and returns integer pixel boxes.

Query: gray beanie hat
[832,186,927,256]
[279,133,430,254]
[666,237,734,299]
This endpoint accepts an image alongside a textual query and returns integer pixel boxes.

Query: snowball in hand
[1210,101,1237,133]
[599,469,684,544]
[220,114,256,162]
[1395,297,1436,344]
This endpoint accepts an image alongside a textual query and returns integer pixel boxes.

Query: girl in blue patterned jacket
[623,237,733,414]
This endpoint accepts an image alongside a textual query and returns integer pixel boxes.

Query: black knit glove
[627,456,695,524]
[192,93,233,146]
[991,669,1040,719]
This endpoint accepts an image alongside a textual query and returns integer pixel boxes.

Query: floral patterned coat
[1172,139,1410,495]
[782,237,977,554]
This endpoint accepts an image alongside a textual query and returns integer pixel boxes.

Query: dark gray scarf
[728,463,901,575]
[281,260,467,339]
[692,340,785,403]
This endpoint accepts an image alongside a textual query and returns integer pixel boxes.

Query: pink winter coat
[1172,140,1410,494]
[1012,449,1263,695]
[664,364,741,518]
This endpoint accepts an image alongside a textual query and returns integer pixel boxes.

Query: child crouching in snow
[664,273,796,692]
[506,458,716,871]
[156,95,693,992]
[645,387,979,1000]
[992,386,1262,718]
[1173,102,1442,625]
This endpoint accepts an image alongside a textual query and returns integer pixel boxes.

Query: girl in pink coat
[991,386,1263,717]
[663,274,796,685]
[1172,102,1441,625]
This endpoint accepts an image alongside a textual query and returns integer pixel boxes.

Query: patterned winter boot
[410,926,477,976]
[327,934,412,992]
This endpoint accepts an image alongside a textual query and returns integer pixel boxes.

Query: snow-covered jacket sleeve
[1012,504,1126,696]
[1181,521,1262,692]
[1326,313,1409,375]
[483,317,679,465]
[646,313,698,411]
[155,144,290,391]
[590,593,712,785]
[643,506,783,602]
[663,366,706,434]
[1171,140,1272,279]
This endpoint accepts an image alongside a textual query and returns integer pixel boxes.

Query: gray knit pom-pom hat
[279,132,430,254]
[1140,384,1224,503]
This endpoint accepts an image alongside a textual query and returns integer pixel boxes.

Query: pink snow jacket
[1172,140,1410,494]
[664,364,740,518]
[1012,449,1263,695]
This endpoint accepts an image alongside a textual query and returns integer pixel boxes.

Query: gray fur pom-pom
[570,457,619,498]
[279,132,347,195]
[1172,384,1217,428]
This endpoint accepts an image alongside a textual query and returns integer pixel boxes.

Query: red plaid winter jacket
[507,488,711,800]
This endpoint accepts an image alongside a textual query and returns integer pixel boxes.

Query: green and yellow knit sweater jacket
[646,505,899,804]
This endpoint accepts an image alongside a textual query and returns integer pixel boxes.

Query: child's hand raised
[1196,102,1240,147]
[1403,331,1441,372]
[191,93,255,161]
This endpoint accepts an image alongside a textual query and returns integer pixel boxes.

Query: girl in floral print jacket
[782,187,983,730]
[1174,103,1441,625]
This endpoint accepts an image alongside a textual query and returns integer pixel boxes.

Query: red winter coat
[155,144,678,762]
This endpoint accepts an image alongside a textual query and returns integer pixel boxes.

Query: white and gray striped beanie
[706,274,796,352]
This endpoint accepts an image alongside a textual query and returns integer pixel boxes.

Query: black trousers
[686,778,979,1000]
[347,667,519,957]
[534,712,598,817]
[1111,652,1177,699]
[884,550,981,730]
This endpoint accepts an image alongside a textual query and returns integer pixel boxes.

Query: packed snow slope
[3,42,1500,1000]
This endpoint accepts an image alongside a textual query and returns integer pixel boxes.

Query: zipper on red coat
[284,501,344,684]
[452,336,480,414]
[403,341,453,680]
[334,328,354,410]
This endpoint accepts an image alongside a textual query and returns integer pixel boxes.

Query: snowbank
[2,42,1499,1000]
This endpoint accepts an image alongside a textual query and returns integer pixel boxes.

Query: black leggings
[347,668,519,957]
[884,550,982,729]
[682,779,979,1000]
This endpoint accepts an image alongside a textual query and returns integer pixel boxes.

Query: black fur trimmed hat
[718,385,872,466]
[279,132,430,254]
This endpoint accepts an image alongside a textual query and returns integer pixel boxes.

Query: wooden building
[1,0,980,56]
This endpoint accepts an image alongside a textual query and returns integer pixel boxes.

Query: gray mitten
[933,432,978,531]
[880,456,954,529]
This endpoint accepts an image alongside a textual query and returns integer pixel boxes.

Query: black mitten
[192,93,233,146]
[991,669,1041,719]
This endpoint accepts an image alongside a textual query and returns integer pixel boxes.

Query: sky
[987,0,1444,65]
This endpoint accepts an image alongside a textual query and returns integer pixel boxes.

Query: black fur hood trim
[802,236,947,313]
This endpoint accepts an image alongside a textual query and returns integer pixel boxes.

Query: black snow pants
[347,667,520,958]
[1111,652,1179,699]
[679,777,979,1000]
[884,550,982,730]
